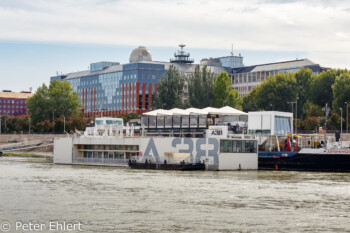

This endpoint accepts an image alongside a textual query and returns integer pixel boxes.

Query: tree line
[242,68,350,131]
[153,65,242,110]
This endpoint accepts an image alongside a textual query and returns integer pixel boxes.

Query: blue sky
[0,0,349,92]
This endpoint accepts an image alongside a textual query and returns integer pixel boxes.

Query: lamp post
[63,116,66,133]
[287,101,294,134]
[346,102,348,134]
[339,107,343,134]
[295,97,299,134]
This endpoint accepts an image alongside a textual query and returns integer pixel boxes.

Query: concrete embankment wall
[0,134,66,143]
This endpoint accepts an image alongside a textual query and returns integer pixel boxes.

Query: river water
[0,157,350,233]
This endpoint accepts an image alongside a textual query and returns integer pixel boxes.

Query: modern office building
[50,45,227,117]
[231,59,327,97]
[0,90,33,117]
[51,45,328,116]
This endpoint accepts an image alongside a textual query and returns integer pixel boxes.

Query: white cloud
[0,0,349,68]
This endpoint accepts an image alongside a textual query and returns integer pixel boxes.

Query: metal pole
[295,97,298,134]
[0,118,1,134]
[324,103,328,148]
[29,117,31,134]
[346,102,348,134]
[287,102,294,134]
[64,116,66,133]
[340,108,343,135]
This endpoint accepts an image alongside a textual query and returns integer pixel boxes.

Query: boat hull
[128,161,205,171]
[258,151,350,172]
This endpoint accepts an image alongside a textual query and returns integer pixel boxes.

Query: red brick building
[0,91,33,117]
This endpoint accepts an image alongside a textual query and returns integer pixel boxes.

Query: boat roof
[143,106,247,116]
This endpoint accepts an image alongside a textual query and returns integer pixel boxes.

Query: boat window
[173,116,181,128]
[95,120,103,125]
[190,115,198,128]
[149,117,156,128]
[113,120,122,125]
[198,115,207,128]
[181,116,189,128]
[106,120,113,125]
[220,140,257,153]
[141,117,148,127]
[165,116,172,128]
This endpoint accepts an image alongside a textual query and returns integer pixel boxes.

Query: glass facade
[59,62,166,113]
[219,56,244,69]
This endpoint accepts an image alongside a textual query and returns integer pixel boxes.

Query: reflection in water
[1,157,350,232]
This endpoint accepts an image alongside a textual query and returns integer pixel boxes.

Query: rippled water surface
[1,157,350,232]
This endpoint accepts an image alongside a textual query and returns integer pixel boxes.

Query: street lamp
[295,97,299,134]
[63,116,66,134]
[346,102,348,134]
[339,107,343,134]
[287,101,294,134]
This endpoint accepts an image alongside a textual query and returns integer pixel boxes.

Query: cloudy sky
[0,0,349,91]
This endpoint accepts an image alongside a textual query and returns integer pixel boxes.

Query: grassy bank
[2,152,52,158]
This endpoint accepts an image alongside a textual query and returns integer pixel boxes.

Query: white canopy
[143,106,247,116]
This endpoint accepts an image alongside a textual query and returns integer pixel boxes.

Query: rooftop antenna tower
[170,44,194,64]
[231,43,234,56]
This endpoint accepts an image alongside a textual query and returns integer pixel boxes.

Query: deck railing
[72,157,129,166]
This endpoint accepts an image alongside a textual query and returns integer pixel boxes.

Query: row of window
[233,68,301,84]
[0,110,27,114]
[0,105,27,109]
[83,151,127,159]
[220,140,257,153]
[0,99,27,104]
[80,144,139,151]
[233,86,255,93]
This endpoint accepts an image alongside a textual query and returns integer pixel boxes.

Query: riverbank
[2,152,53,158]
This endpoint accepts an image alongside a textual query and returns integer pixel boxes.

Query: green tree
[242,88,259,112]
[213,72,242,109]
[302,116,320,130]
[310,69,337,108]
[14,115,30,133]
[302,101,323,118]
[35,120,53,133]
[252,72,297,112]
[153,65,185,109]
[332,71,350,114]
[188,65,215,108]
[294,67,315,118]
[327,113,342,130]
[27,80,80,124]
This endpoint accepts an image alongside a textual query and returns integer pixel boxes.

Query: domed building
[50,44,233,116]
[129,46,152,63]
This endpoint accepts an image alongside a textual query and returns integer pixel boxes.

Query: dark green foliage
[213,72,242,109]
[243,72,297,112]
[153,65,185,109]
[27,80,80,124]
[188,65,215,108]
